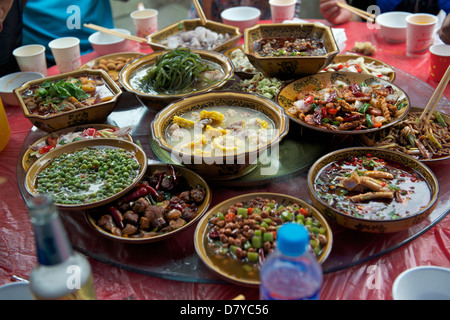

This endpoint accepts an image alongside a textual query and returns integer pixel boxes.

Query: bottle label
[260,286,320,300]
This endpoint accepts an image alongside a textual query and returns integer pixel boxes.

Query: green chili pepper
[366,113,374,128]
[358,103,371,113]
[434,111,448,127]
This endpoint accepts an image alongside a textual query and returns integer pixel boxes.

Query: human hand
[438,14,450,45]
[0,0,15,32]
[319,0,354,25]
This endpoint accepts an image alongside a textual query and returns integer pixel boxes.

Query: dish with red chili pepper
[285,80,408,132]
[90,165,207,239]
[313,154,431,220]
[203,196,328,281]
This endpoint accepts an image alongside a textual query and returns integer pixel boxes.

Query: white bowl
[88,28,132,56]
[392,266,450,300]
[0,282,34,300]
[221,6,261,33]
[376,11,412,43]
[0,72,45,106]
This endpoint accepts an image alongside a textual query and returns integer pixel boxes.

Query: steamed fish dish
[129,48,225,95]
[166,107,275,156]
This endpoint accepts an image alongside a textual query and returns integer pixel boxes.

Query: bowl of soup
[14,69,122,132]
[119,48,234,109]
[244,23,340,80]
[151,91,289,180]
[307,147,439,233]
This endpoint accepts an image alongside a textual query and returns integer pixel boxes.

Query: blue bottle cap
[277,223,309,257]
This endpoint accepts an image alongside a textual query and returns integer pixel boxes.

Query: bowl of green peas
[194,192,333,287]
[25,138,148,210]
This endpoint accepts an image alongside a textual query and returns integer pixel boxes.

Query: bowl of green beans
[119,48,234,109]
[25,138,148,210]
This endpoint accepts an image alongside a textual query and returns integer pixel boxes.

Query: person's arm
[438,14,450,45]
[199,0,213,20]
[319,0,361,25]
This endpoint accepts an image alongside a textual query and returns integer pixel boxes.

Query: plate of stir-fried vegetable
[277,72,410,135]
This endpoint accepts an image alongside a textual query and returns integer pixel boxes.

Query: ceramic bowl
[376,11,411,43]
[119,49,234,109]
[244,23,340,80]
[392,266,450,300]
[150,91,289,180]
[322,54,395,82]
[147,19,241,53]
[25,138,148,210]
[88,28,132,56]
[224,45,260,79]
[85,163,212,243]
[0,282,34,300]
[307,147,439,233]
[194,192,333,287]
[0,71,45,106]
[14,69,122,132]
[220,6,261,34]
[277,71,410,135]
[21,123,134,172]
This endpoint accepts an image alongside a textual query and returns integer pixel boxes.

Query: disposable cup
[269,0,296,23]
[49,37,81,74]
[12,44,47,76]
[130,8,158,42]
[406,13,437,56]
[429,44,450,81]
[392,266,450,300]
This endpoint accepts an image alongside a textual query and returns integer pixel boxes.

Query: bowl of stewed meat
[194,193,333,287]
[150,90,289,180]
[86,163,212,243]
[307,147,439,233]
[244,23,340,80]
[15,69,122,132]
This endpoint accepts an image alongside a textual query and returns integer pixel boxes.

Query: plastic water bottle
[259,223,323,300]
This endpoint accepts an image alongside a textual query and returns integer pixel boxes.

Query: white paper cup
[406,13,437,56]
[392,266,450,300]
[269,0,296,23]
[49,37,81,74]
[130,8,158,41]
[12,44,47,76]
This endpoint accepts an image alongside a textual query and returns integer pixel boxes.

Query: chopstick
[83,23,148,43]
[337,2,375,23]
[420,65,450,122]
[193,0,207,25]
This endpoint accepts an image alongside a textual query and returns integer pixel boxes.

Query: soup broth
[166,106,276,156]
[314,154,431,220]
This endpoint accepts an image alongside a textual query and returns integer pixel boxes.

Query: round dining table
[1,20,449,301]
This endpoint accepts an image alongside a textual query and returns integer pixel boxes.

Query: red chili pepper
[225,212,235,222]
[108,206,124,229]
[337,64,344,70]
[82,128,97,137]
[299,207,309,217]
[343,114,361,122]
[118,185,150,205]
[328,108,338,115]
[39,145,54,154]
[304,95,314,104]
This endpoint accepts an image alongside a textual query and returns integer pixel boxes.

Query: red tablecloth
[1,20,449,301]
